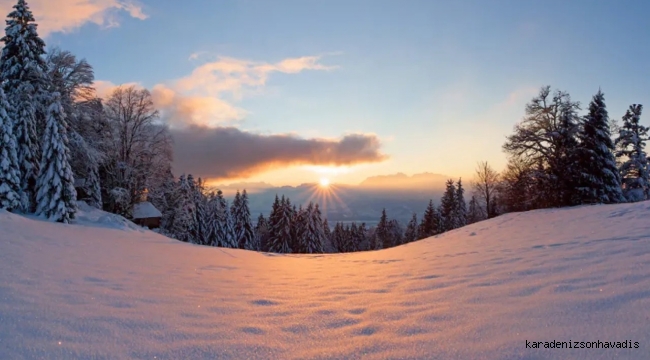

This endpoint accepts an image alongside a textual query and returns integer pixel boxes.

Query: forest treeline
[0,1,647,254]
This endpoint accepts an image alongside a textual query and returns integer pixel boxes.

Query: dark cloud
[170,126,388,179]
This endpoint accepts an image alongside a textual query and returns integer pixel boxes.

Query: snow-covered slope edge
[1,202,649,359]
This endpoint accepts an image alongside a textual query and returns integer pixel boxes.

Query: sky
[16,0,650,186]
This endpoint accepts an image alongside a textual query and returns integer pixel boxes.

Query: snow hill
[1,202,649,360]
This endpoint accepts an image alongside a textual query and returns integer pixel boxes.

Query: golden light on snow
[319,177,330,188]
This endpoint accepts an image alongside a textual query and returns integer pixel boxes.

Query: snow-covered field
[1,202,649,359]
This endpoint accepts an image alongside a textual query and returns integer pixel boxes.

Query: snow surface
[1,202,649,359]
[132,201,162,219]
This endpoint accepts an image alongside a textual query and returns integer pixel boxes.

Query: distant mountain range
[213,172,454,225]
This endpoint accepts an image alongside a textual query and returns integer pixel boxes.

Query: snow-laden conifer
[1,0,49,211]
[404,213,418,243]
[34,92,76,223]
[615,104,650,202]
[0,87,21,211]
[576,90,624,204]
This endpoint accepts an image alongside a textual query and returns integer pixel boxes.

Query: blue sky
[33,0,650,185]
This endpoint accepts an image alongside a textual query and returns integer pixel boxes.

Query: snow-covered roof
[132,201,162,219]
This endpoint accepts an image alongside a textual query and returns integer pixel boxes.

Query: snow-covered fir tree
[354,222,368,252]
[575,90,624,204]
[268,196,292,253]
[404,213,418,243]
[418,200,437,239]
[171,175,194,242]
[34,92,76,223]
[440,179,457,231]
[220,195,237,248]
[299,202,325,254]
[454,178,467,227]
[0,87,21,211]
[330,222,346,253]
[231,190,255,250]
[375,208,390,250]
[387,219,403,247]
[615,104,650,202]
[253,213,269,251]
[290,204,305,252]
[1,0,49,211]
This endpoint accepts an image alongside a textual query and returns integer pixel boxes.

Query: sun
[319,177,330,188]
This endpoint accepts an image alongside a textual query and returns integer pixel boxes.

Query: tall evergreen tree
[237,190,255,250]
[404,213,418,243]
[455,178,467,227]
[268,196,292,253]
[34,92,76,223]
[387,219,403,247]
[615,104,650,202]
[300,202,325,254]
[440,179,457,231]
[172,175,194,242]
[575,90,624,204]
[0,87,20,211]
[254,213,269,251]
[376,208,390,249]
[418,200,437,239]
[1,0,49,211]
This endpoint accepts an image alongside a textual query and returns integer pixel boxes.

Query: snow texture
[132,201,162,219]
[1,202,649,359]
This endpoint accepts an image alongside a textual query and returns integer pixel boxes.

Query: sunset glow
[319,177,330,188]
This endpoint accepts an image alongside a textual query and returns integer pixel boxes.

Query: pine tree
[254,213,269,251]
[290,204,304,253]
[0,87,21,211]
[230,190,243,247]
[300,202,325,254]
[34,92,76,222]
[418,200,436,239]
[615,104,650,202]
[190,177,209,245]
[221,198,236,248]
[440,179,457,231]
[404,213,418,243]
[1,0,49,212]
[184,174,202,244]
[575,90,624,204]
[172,175,194,242]
[455,178,467,227]
[268,195,292,253]
[376,208,390,249]
[330,222,346,253]
[232,190,255,249]
[387,219,403,247]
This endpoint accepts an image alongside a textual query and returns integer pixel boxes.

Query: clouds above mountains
[0,0,147,36]
[171,126,387,179]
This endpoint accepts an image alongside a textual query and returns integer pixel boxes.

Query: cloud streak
[170,126,387,179]
[0,0,147,37]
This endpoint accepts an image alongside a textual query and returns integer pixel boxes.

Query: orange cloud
[95,54,335,127]
[0,0,147,37]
